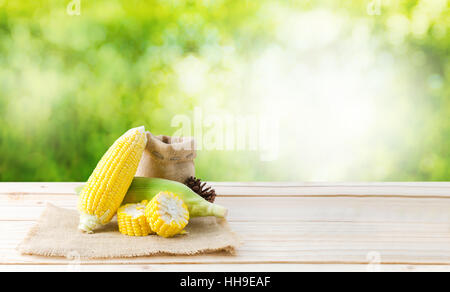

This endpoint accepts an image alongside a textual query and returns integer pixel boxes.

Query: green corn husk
[75,177,228,218]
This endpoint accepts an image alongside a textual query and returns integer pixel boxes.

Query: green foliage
[0,0,448,181]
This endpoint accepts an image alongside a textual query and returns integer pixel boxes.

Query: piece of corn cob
[78,126,147,233]
[117,201,153,236]
[145,191,189,238]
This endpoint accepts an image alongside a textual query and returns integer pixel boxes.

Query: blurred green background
[0,0,449,182]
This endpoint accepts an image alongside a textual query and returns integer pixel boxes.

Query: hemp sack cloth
[18,204,240,259]
[135,132,196,183]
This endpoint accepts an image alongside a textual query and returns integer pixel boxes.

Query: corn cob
[117,201,153,236]
[145,192,189,238]
[75,177,228,218]
[78,126,147,233]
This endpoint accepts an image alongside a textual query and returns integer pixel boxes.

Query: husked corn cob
[145,192,189,238]
[117,201,153,236]
[78,126,147,233]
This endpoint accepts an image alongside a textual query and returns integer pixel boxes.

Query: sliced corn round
[145,192,189,238]
[117,200,153,236]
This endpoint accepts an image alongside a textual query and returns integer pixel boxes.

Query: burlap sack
[18,204,240,259]
[136,132,196,183]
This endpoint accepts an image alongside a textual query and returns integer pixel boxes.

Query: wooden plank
[4,221,450,247]
[1,264,450,272]
[1,196,450,224]
[2,246,450,265]
[0,183,82,195]
[1,182,450,197]
[211,182,450,187]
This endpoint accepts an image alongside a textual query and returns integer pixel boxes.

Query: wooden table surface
[1,182,450,272]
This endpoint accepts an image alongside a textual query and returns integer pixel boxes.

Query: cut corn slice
[145,191,189,238]
[78,126,147,233]
[117,201,153,236]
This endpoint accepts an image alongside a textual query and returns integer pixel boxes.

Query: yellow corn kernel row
[145,192,189,238]
[78,126,147,233]
[117,201,153,236]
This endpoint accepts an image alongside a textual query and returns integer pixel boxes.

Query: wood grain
[2,182,450,197]
[1,182,450,271]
